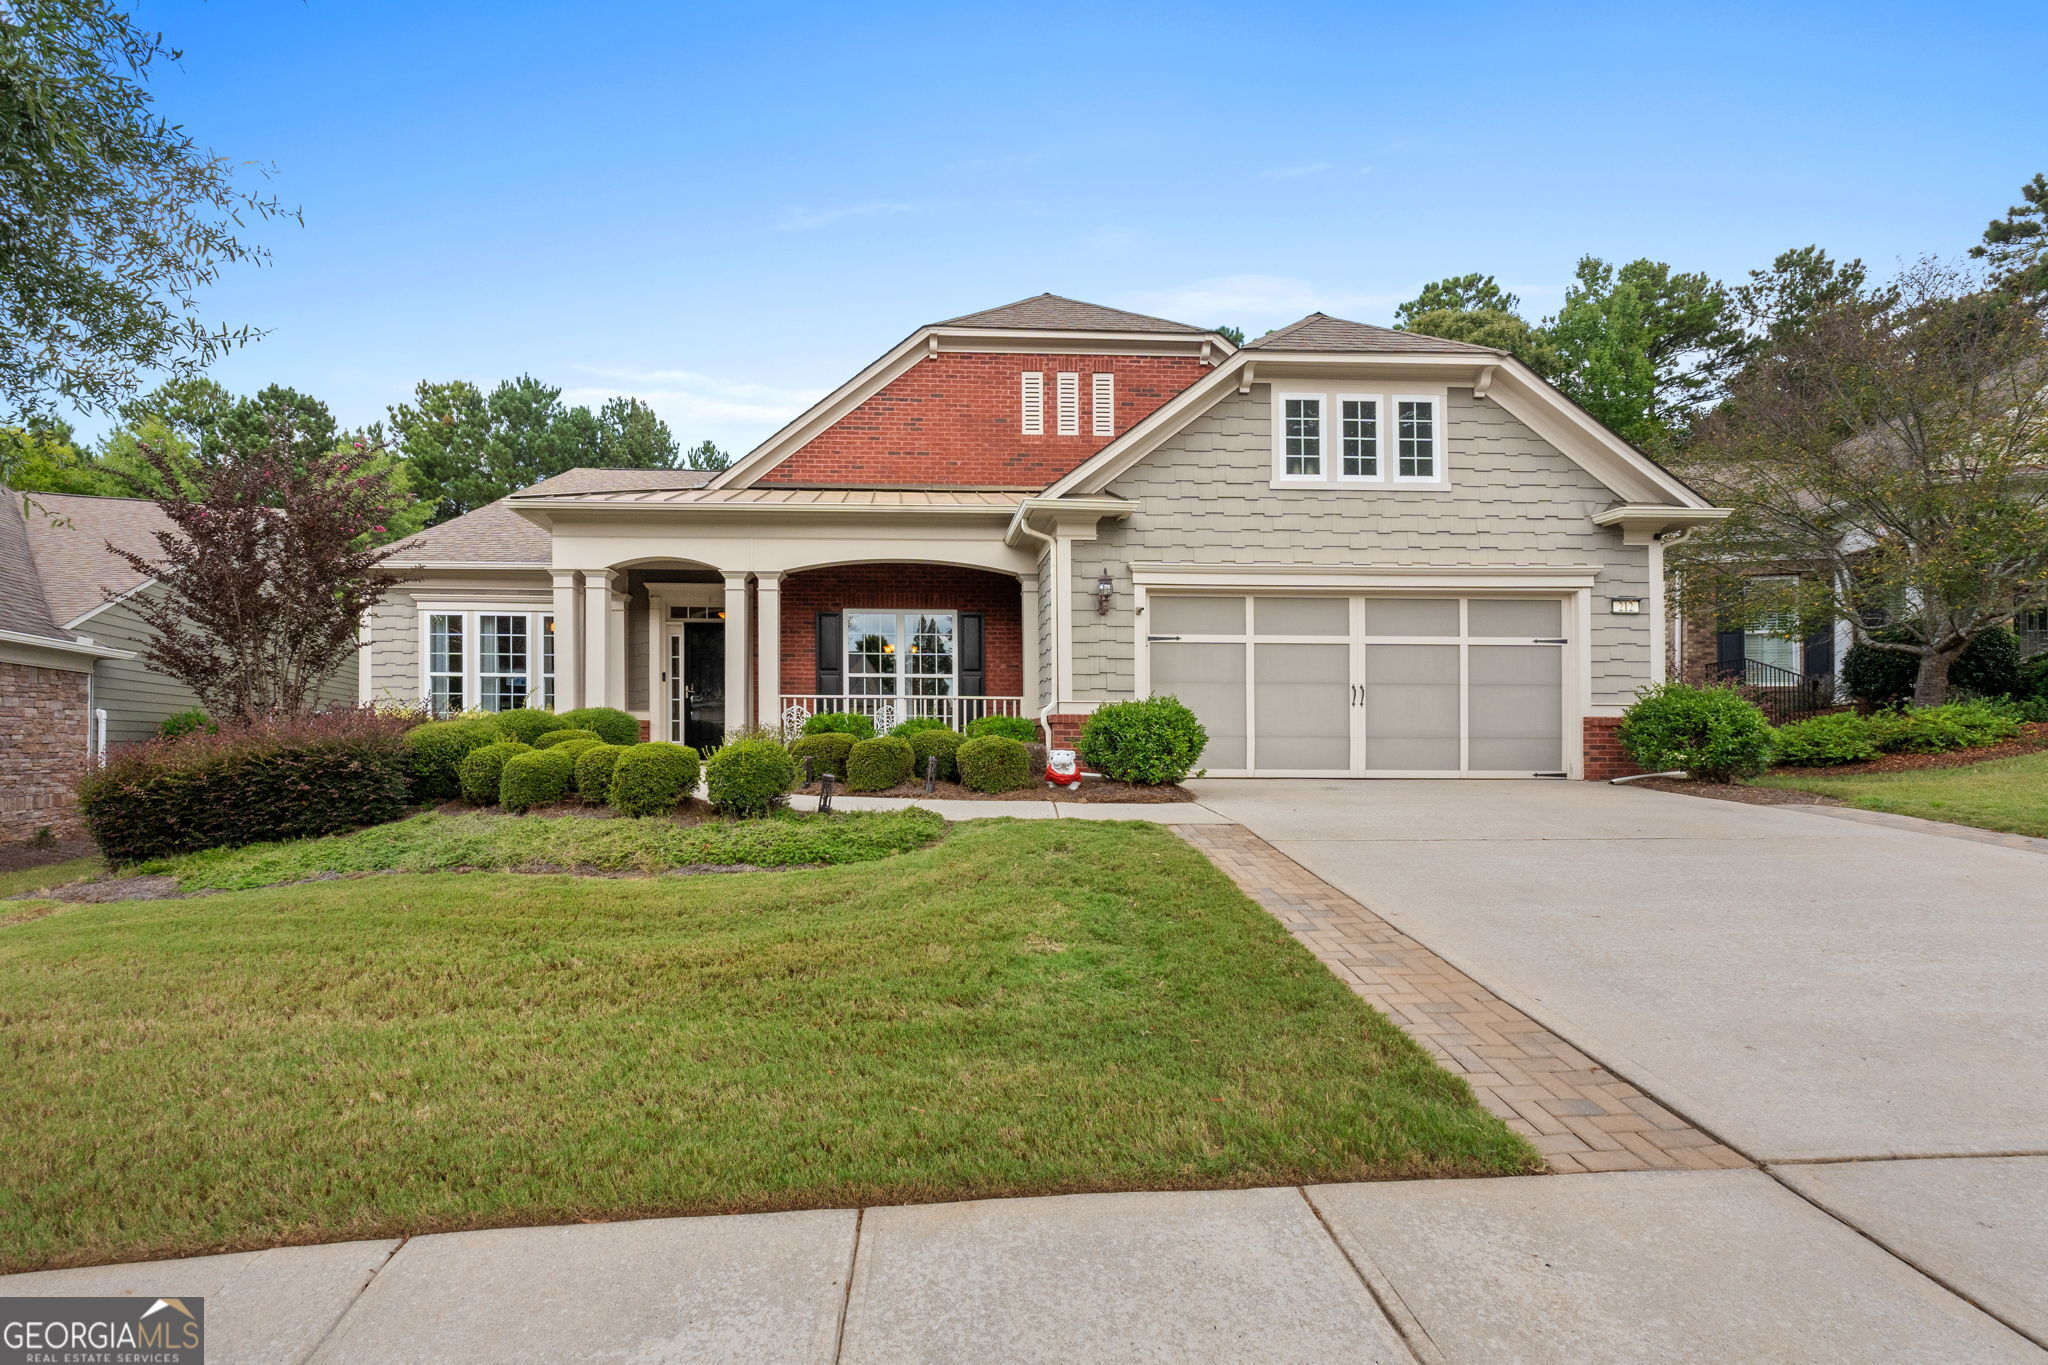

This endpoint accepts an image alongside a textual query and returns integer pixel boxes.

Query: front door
[665,622,726,751]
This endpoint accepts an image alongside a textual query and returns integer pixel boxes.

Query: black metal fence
[1723,658,1838,724]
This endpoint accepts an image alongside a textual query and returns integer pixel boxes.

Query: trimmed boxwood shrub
[910,727,965,782]
[549,737,601,767]
[533,727,601,750]
[608,742,702,817]
[556,706,641,746]
[1077,696,1208,785]
[705,736,797,815]
[886,715,952,739]
[965,713,1038,743]
[1770,712,1879,767]
[78,710,414,864]
[801,711,877,740]
[958,734,1033,792]
[573,743,628,803]
[846,736,914,792]
[790,732,857,777]
[1616,683,1774,782]
[490,708,571,744]
[500,748,576,812]
[1844,626,2024,707]
[459,740,533,805]
[403,717,503,801]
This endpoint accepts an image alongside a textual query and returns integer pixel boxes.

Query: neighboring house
[0,490,358,840]
[1671,564,1844,696]
[369,294,1726,779]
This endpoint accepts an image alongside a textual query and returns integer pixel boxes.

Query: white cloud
[775,201,919,232]
[564,367,829,451]
[1115,275,1408,326]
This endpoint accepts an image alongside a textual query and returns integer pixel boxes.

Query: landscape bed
[0,819,1534,1273]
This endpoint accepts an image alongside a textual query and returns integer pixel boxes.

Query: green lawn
[1755,750,2048,839]
[0,856,102,901]
[0,819,1533,1272]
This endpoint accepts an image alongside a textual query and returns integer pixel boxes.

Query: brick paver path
[1174,822,1752,1175]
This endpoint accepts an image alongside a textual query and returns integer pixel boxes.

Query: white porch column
[755,571,783,730]
[583,571,617,710]
[722,572,750,735]
[551,570,582,709]
[606,583,628,710]
[1018,572,1041,714]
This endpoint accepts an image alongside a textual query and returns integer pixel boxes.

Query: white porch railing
[778,694,1025,737]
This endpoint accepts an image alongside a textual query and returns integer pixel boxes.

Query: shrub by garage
[1077,697,1208,785]
[1617,683,1774,782]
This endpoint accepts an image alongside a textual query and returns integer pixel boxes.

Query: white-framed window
[1020,371,1044,435]
[1056,372,1080,435]
[420,608,554,713]
[845,609,957,698]
[1092,372,1115,436]
[1277,394,1324,479]
[1272,388,1448,488]
[1338,395,1380,479]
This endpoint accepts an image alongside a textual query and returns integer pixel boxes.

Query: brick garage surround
[0,661,90,841]
[1582,715,1642,780]
[759,352,1209,488]
[778,566,1023,699]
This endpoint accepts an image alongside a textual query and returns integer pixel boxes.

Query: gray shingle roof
[0,492,74,641]
[11,491,170,630]
[400,467,720,564]
[935,294,1210,334]
[1244,313,1501,355]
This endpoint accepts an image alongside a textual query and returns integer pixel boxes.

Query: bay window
[421,608,555,713]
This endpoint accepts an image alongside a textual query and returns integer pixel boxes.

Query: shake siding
[366,581,553,704]
[1070,386,1652,708]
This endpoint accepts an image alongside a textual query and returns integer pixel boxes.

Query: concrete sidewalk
[5,1171,2039,1363]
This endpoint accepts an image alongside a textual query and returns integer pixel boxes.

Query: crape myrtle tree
[106,426,416,722]
[1673,259,2048,706]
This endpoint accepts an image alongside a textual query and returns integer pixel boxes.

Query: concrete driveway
[1189,777,2048,1165]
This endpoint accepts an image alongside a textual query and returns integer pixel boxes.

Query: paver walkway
[1175,822,1747,1173]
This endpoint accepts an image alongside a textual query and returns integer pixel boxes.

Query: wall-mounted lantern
[1609,596,1644,615]
[1095,572,1115,615]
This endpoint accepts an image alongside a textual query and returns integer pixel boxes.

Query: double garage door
[1146,594,1571,777]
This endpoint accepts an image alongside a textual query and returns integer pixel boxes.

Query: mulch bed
[804,777,1196,804]
[1626,777,1841,807]
[1767,721,2048,778]
[0,837,98,874]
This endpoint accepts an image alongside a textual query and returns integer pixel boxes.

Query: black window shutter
[816,612,843,696]
[1716,629,1746,681]
[959,613,985,696]
[1803,627,1836,678]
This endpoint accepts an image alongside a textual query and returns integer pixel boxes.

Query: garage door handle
[1534,637,1567,644]
[1148,635,1180,641]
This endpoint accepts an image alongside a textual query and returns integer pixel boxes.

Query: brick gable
[760,352,1208,488]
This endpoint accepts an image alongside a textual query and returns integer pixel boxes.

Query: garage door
[1146,595,1569,777]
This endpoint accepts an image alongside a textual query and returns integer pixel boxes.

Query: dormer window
[1273,388,1447,488]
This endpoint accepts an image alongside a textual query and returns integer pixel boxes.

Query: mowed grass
[1755,750,2048,839]
[0,819,1535,1271]
[0,857,102,901]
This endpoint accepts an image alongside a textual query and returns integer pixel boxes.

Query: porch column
[755,571,783,730]
[722,572,750,735]
[583,571,617,710]
[551,570,582,709]
[606,584,628,710]
[1018,572,1041,714]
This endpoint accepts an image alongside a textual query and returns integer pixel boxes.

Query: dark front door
[677,621,725,752]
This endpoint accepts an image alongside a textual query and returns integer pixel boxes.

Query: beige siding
[1071,386,1653,709]
[365,576,554,705]
[82,587,358,742]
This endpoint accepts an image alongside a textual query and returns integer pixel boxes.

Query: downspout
[1013,515,1059,747]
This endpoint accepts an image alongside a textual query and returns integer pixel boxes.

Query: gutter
[0,628,135,660]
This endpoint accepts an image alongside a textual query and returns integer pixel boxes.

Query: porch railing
[778,694,1025,737]
[1726,659,1838,724]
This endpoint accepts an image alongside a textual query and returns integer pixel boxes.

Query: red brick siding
[1047,714,1086,749]
[1,661,90,841]
[761,352,1209,488]
[1582,716,1642,780]
[779,566,1023,698]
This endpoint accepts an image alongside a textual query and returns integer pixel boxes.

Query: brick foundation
[1582,716,1642,780]
[779,566,1023,698]
[1047,713,1087,748]
[0,661,91,841]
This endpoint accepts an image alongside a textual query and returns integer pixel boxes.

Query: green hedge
[846,736,914,792]
[501,749,577,812]
[533,727,600,750]
[801,711,876,740]
[608,742,702,817]
[555,706,641,746]
[965,714,1038,743]
[490,708,572,744]
[1616,683,1774,782]
[1078,696,1208,785]
[1867,702,2020,753]
[1769,713,1880,767]
[790,732,856,778]
[403,717,504,802]
[573,744,628,802]
[459,741,532,806]
[886,716,952,739]
[910,728,965,782]
[705,737,796,815]
[78,711,413,864]
[958,735,1033,792]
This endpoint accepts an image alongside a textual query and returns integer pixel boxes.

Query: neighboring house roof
[934,294,1208,334]
[0,492,73,642]
[512,487,1028,509]
[14,491,170,628]
[397,467,720,565]
[1244,313,1500,355]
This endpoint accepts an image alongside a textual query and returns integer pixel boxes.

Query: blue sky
[131,0,2047,455]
